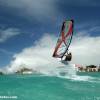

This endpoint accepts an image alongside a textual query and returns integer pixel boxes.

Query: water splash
[3,34,99,82]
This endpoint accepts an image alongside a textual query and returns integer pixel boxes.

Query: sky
[0,0,100,71]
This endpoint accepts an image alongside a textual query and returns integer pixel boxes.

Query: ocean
[0,71,100,100]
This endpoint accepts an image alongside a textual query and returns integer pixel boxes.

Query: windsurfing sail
[53,20,74,58]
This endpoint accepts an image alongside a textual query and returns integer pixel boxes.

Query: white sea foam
[3,33,100,82]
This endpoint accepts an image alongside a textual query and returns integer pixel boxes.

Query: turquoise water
[0,73,100,100]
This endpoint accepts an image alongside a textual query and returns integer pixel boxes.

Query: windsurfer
[52,20,73,63]
[64,52,72,61]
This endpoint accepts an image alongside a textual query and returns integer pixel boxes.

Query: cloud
[5,32,100,74]
[0,48,13,55]
[70,33,100,65]
[89,26,100,32]
[0,0,58,21]
[0,28,22,42]
[0,0,100,22]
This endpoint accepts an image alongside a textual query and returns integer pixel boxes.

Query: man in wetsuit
[64,52,72,61]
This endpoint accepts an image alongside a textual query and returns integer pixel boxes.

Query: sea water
[0,71,100,100]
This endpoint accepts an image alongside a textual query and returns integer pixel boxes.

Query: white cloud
[5,33,100,74]
[0,48,13,55]
[89,26,100,32]
[0,28,21,42]
[0,0,58,21]
[70,34,100,66]
[0,0,99,23]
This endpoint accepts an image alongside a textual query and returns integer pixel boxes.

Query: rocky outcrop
[0,71,4,75]
[16,67,33,74]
